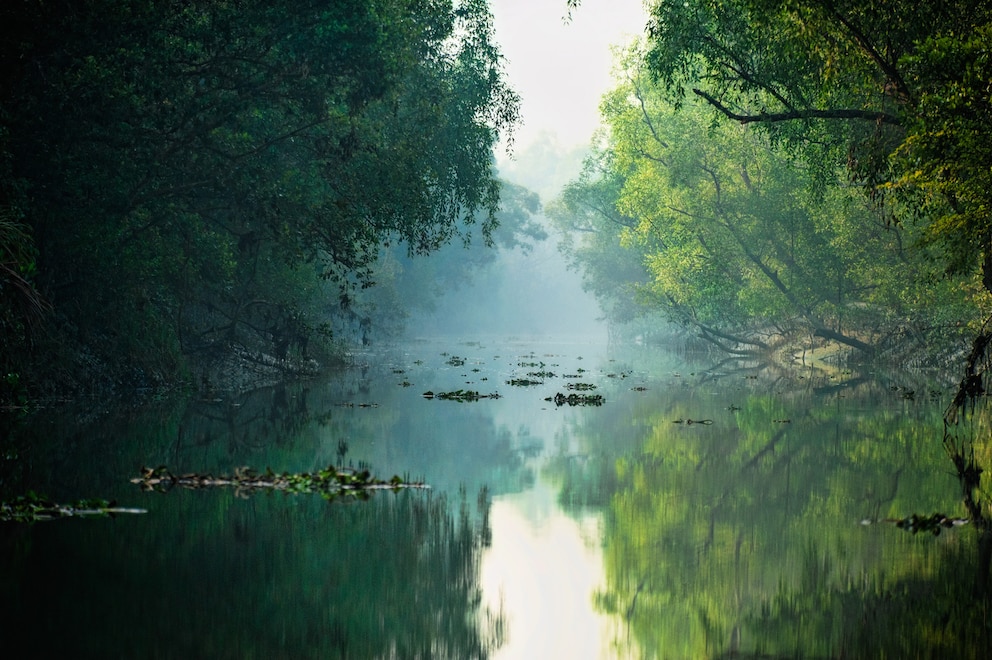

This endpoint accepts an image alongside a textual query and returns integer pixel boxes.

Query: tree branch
[814,3,913,104]
[692,88,901,126]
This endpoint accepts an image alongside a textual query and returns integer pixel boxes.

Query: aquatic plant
[506,378,543,386]
[0,492,146,522]
[545,392,605,406]
[423,389,501,402]
[131,465,428,500]
[859,513,971,536]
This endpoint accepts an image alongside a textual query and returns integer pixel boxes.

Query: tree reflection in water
[576,358,992,658]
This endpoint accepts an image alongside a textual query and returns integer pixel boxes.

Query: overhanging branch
[693,89,901,126]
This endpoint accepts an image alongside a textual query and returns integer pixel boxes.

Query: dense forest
[553,0,992,364]
[5,0,992,401]
[0,0,530,399]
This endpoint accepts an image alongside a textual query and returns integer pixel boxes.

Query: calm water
[2,336,990,658]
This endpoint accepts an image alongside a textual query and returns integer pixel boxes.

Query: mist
[403,219,606,341]
[400,144,596,340]
[402,1,649,342]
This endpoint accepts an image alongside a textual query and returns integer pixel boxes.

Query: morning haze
[2,2,992,658]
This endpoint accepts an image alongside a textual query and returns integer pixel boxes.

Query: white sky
[490,0,650,152]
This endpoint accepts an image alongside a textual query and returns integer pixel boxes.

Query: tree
[0,0,519,386]
[637,0,992,287]
[332,179,547,343]
[552,45,988,356]
[547,152,655,333]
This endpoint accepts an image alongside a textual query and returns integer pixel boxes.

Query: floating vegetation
[506,378,543,387]
[546,392,604,407]
[1,493,146,523]
[566,382,597,391]
[527,371,556,378]
[131,465,428,500]
[861,513,970,536]
[672,418,714,425]
[423,389,501,402]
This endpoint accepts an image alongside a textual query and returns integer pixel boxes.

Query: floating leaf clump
[891,513,969,536]
[859,513,970,536]
[131,465,428,500]
[546,392,604,407]
[423,389,501,402]
[506,378,543,387]
[1,493,146,523]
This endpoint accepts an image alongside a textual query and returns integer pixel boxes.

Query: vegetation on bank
[5,0,992,401]
[553,1,992,364]
[0,0,529,400]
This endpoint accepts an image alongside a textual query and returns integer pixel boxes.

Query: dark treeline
[553,0,992,364]
[0,0,524,399]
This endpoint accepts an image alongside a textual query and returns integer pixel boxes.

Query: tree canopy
[552,2,992,358]
[0,0,519,391]
[640,0,992,284]
[550,38,990,357]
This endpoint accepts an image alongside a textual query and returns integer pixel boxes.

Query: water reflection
[1,338,991,657]
[567,358,991,658]
[481,481,610,658]
[1,488,502,658]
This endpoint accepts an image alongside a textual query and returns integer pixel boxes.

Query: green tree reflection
[571,372,991,657]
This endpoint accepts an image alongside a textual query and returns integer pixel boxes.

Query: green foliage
[894,23,992,279]
[0,0,519,386]
[552,41,990,356]
[547,152,654,329]
[131,464,428,502]
[0,492,145,522]
[641,0,992,288]
[587,376,974,657]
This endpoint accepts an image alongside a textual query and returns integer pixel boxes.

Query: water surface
[2,337,989,658]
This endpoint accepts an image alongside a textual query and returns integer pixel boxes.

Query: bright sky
[490,0,649,152]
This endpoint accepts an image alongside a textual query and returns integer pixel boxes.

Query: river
[1,336,989,658]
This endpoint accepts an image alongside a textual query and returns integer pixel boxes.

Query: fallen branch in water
[131,465,429,500]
